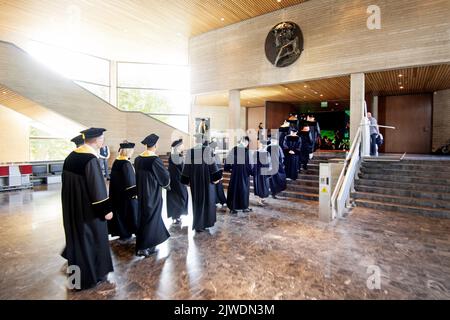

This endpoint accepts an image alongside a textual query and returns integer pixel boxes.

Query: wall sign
[265,21,304,68]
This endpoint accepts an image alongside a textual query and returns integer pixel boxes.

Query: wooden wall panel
[265,101,295,130]
[381,94,433,154]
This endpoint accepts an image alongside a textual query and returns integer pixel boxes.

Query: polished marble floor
[0,184,449,300]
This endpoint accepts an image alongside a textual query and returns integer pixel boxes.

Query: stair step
[360,167,450,179]
[279,190,319,201]
[284,184,319,194]
[287,179,319,187]
[354,199,450,219]
[355,178,450,193]
[362,162,450,173]
[352,191,450,210]
[358,173,450,186]
[354,185,450,201]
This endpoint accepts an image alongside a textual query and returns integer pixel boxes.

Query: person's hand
[105,212,113,220]
[289,150,295,155]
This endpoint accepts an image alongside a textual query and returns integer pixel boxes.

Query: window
[75,81,110,102]
[117,62,190,132]
[118,63,189,90]
[29,125,73,161]
[24,41,111,102]
[118,88,189,114]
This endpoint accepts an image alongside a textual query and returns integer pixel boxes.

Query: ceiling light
[303,96,306,98]
[220,17,225,21]
[400,86,404,89]
[285,87,288,90]
[2,91,6,94]
[277,0,282,3]
[398,74,403,77]
[320,94,323,97]
[335,103,339,106]
[304,85,308,88]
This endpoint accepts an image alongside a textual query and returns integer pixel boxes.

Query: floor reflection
[1,184,450,300]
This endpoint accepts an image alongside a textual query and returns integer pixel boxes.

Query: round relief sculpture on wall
[265,21,304,68]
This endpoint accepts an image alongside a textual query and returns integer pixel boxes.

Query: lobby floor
[0,184,449,300]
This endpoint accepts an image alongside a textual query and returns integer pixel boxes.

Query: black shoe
[243,208,253,213]
[272,195,278,199]
[136,247,156,257]
[230,210,238,214]
[195,229,205,233]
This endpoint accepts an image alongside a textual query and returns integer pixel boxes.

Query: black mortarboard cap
[71,135,84,146]
[141,134,159,147]
[80,127,106,139]
[119,142,135,149]
[171,139,183,148]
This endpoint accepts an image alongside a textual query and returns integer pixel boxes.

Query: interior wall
[190,0,450,94]
[0,105,30,162]
[246,106,265,149]
[265,101,295,130]
[432,89,450,152]
[0,41,188,158]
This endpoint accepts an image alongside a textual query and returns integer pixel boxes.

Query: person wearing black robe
[167,139,189,225]
[108,141,138,241]
[181,133,222,232]
[299,126,314,171]
[288,114,299,131]
[224,136,253,214]
[253,140,272,206]
[267,139,287,198]
[278,121,290,148]
[283,128,301,181]
[134,134,171,257]
[61,127,113,290]
[307,114,321,153]
[209,140,227,207]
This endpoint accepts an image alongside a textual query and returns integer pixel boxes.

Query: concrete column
[228,89,241,146]
[350,73,365,144]
[109,61,117,107]
[372,95,379,119]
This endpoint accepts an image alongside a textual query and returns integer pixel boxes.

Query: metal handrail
[331,126,362,217]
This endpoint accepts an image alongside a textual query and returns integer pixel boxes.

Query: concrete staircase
[353,159,450,218]
[161,151,346,203]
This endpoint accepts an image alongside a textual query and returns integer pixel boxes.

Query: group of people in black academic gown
[280,113,320,181]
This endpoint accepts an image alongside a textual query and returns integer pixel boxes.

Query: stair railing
[331,126,362,218]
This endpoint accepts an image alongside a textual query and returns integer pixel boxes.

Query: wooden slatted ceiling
[195,64,450,107]
[0,0,308,62]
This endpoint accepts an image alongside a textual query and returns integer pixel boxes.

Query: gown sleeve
[123,161,137,199]
[205,146,222,183]
[224,149,233,172]
[181,150,191,185]
[85,158,111,218]
[152,157,170,189]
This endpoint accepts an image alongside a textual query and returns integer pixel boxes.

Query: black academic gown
[134,152,170,251]
[283,135,301,180]
[167,153,189,219]
[107,158,138,239]
[308,121,321,152]
[61,146,113,290]
[181,145,222,230]
[267,144,287,196]
[224,146,253,210]
[278,126,290,147]
[253,149,271,199]
[300,132,313,169]
[211,148,227,205]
